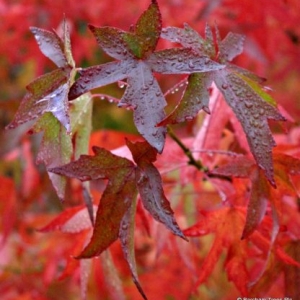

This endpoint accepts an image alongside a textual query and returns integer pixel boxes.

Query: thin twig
[167,126,208,172]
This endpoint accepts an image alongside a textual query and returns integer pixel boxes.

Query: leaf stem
[167,126,208,172]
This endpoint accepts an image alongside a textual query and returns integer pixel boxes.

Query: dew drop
[244,101,253,109]
[221,84,228,90]
[188,61,195,69]
[122,224,128,231]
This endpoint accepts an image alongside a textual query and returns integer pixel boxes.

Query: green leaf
[123,0,161,58]
[33,112,73,200]
[70,93,93,159]
[159,72,213,125]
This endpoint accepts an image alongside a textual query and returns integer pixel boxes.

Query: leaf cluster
[6,1,299,299]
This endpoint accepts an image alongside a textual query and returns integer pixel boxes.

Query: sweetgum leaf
[49,146,137,257]
[33,112,72,200]
[148,48,224,74]
[161,22,284,184]
[88,26,133,60]
[159,72,213,125]
[161,23,212,56]
[79,172,136,258]
[215,69,285,185]
[30,27,67,68]
[69,2,224,152]
[218,32,245,62]
[123,0,161,59]
[6,69,71,132]
[126,140,187,241]
[119,61,167,153]
[69,60,135,100]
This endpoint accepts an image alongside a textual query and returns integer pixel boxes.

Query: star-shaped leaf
[160,23,285,184]
[69,1,224,153]
[6,21,84,200]
[49,140,186,299]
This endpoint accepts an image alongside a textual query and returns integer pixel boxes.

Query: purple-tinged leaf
[68,60,136,100]
[49,146,134,181]
[6,68,71,132]
[30,27,67,68]
[219,32,245,62]
[149,48,224,74]
[88,26,133,60]
[227,64,266,83]
[159,72,213,125]
[119,61,166,153]
[49,147,137,257]
[215,69,285,186]
[119,197,147,300]
[123,0,161,59]
[126,140,187,241]
[161,23,206,51]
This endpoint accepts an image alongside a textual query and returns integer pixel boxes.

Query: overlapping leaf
[160,23,285,185]
[49,140,186,299]
[5,21,80,199]
[69,1,224,153]
[6,21,75,132]
[211,153,300,239]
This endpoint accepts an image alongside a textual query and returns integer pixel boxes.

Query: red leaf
[127,140,187,241]
[242,170,269,239]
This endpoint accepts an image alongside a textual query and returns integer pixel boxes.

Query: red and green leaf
[69,1,223,152]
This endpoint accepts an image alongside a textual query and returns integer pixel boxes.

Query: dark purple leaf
[126,140,187,241]
[119,61,166,153]
[69,60,136,100]
[6,69,71,132]
[88,26,133,60]
[219,32,245,62]
[30,27,67,67]
[215,69,285,186]
[149,48,224,74]
[49,146,137,257]
[159,72,213,125]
